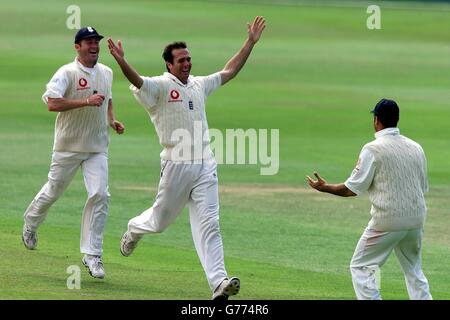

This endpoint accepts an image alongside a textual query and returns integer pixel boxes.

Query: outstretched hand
[306,172,327,191]
[107,38,124,61]
[247,16,266,44]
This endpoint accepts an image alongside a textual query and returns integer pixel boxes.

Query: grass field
[1,0,449,300]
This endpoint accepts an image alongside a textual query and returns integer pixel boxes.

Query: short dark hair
[377,115,399,128]
[162,41,187,71]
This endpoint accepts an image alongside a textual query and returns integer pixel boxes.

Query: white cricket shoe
[212,277,240,300]
[120,231,140,257]
[22,225,37,250]
[82,255,105,279]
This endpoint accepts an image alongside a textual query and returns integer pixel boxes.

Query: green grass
[0,0,449,299]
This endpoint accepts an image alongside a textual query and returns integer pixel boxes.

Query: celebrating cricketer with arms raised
[108,16,266,300]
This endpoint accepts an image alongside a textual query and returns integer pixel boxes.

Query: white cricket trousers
[127,157,228,292]
[23,151,109,256]
[350,227,432,300]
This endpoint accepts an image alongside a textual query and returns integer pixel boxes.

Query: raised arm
[306,172,356,197]
[220,16,266,85]
[107,38,143,89]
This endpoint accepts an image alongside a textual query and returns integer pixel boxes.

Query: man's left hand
[247,16,266,44]
[110,120,125,134]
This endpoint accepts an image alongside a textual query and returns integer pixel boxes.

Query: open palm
[107,38,124,61]
[307,172,327,191]
[247,16,266,44]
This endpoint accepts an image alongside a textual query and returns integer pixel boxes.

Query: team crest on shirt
[77,78,90,90]
[168,89,183,102]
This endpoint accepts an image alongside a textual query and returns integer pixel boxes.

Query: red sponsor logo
[77,78,90,90]
[169,89,182,102]
[170,90,180,99]
[79,78,88,87]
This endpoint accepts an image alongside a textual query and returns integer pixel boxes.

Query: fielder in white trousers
[24,151,109,256]
[127,157,227,291]
[350,227,432,300]
[307,107,433,300]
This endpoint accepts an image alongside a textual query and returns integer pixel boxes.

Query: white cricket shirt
[130,72,221,161]
[345,127,429,231]
[42,58,113,153]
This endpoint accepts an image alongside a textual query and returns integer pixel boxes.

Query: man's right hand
[106,37,143,89]
[306,172,328,192]
[107,38,124,61]
[86,94,105,107]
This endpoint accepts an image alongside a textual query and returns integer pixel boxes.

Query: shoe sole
[120,243,130,257]
[22,235,36,250]
[82,258,105,279]
[120,233,136,257]
[213,277,240,300]
[224,277,240,297]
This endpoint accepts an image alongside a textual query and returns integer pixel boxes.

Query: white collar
[375,127,400,139]
[75,57,97,74]
[164,72,193,87]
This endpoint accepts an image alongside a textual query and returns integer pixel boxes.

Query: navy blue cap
[371,98,399,127]
[74,27,104,44]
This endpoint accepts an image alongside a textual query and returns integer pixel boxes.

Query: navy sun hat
[74,27,104,44]
[371,98,399,124]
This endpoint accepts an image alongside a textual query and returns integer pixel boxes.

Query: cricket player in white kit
[307,99,432,300]
[22,27,125,279]
[107,16,266,299]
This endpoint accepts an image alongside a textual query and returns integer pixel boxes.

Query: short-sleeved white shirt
[41,58,113,152]
[344,128,400,195]
[130,72,222,160]
[42,59,112,104]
